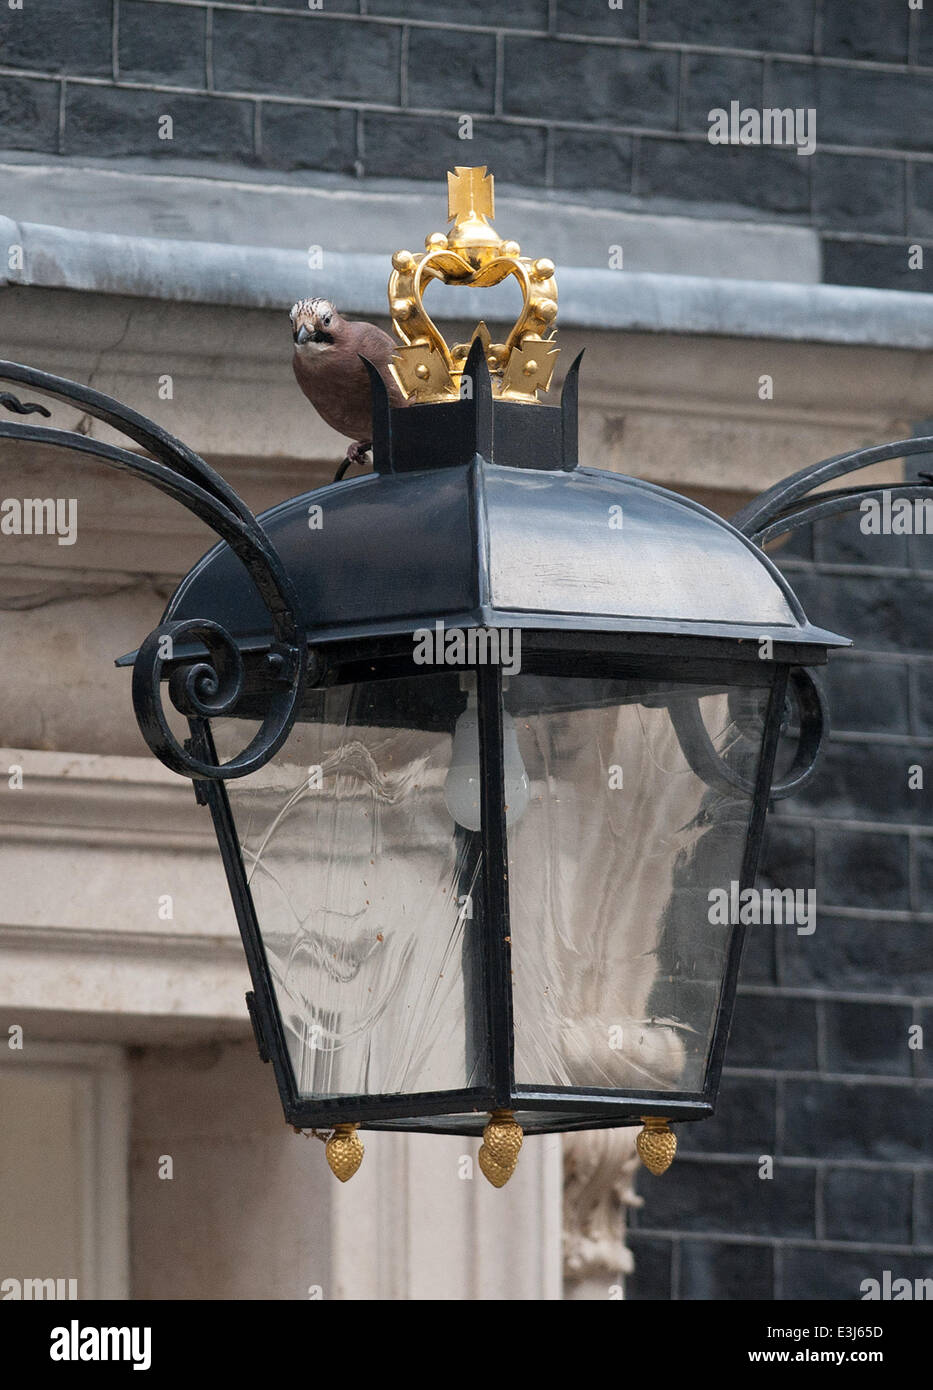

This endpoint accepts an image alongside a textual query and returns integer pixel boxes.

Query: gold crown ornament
[388,166,560,405]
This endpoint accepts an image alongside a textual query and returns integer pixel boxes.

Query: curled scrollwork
[1,391,51,417]
[669,667,828,802]
[0,361,309,781]
[133,620,305,780]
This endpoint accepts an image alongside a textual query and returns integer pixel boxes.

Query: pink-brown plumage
[290,298,408,469]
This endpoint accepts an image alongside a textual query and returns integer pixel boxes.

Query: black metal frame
[5,351,918,1142]
[732,433,933,546]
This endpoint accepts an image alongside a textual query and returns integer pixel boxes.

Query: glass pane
[506,674,770,1094]
[212,674,488,1099]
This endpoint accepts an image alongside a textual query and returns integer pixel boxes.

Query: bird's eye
[322,315,332,327]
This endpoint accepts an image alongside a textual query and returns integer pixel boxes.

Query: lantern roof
[129,359,845,661]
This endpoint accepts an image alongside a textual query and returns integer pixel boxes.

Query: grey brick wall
[2,2,933,290]
[628,467,933,1300]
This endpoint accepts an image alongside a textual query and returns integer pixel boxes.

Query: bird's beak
[294,324,312,345]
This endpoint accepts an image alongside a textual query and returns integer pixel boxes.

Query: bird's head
[290,297,342,355]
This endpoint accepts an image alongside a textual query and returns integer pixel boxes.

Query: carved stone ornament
[563,1127,642,1298]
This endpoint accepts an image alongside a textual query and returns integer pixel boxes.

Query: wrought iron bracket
[715,432,933,801]
[0,361,309,780]
[732,435,933,546]
[669,667,828,802]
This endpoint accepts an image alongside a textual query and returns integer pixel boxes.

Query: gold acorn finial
[325,1122,364,1182]
[636,1116,677,1175]
[388,166,559,406]
[477,1109,524,1188]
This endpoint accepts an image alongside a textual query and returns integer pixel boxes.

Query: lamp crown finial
[387,165,560,406]
[447,164,495,224]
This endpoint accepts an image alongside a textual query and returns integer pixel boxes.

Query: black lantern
[117,338,843,1185]
[11,167,932,1188]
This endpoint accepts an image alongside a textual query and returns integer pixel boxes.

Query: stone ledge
[0,156,822,282]
[0,748,244,1019]
[5,213,933,349]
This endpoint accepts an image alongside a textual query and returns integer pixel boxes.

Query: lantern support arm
[720,438,933,805]
[731,434,933,543]
[0,364,308,781]
[740,481,933,547]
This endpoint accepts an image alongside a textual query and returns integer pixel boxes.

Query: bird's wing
[353,322,409,408]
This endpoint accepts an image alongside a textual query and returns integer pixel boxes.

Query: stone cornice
[0,747,209,848]
[4,213,933,350]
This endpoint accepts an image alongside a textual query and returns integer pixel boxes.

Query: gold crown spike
[477,1109,524,1188]
[388,166,559,405]
[325,1123,364,1182]
[636,1117,677,1176]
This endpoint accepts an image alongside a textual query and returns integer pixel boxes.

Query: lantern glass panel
[212,673,488,1100]
[505,673,771,1094]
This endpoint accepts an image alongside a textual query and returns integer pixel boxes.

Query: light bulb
[444,692,530,832]
[501,709,531,827]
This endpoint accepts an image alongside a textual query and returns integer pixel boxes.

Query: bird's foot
[333,440,372,482]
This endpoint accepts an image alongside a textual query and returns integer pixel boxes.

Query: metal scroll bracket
[669,667,829,802]
[0,362,309,780]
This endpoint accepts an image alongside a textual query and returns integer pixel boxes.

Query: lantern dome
[156,364,845,658]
